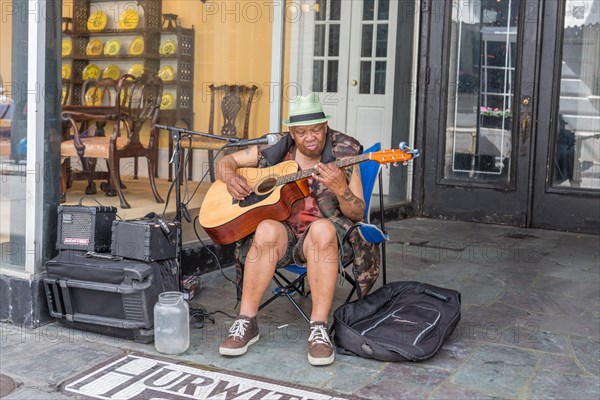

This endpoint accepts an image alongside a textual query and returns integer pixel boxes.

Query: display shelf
[62,1,195,180]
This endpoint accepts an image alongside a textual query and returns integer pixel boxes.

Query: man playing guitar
[216,93,380,366]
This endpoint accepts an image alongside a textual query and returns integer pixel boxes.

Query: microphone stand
[158,125,238,292]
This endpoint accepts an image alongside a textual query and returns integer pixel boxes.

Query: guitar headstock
[368,142,420,165]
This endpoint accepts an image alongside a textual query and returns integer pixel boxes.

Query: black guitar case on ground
[43,250,178,343]
[332,281,461,362]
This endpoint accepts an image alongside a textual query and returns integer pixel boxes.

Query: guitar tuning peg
[393,162,399,167]
[403,161,408,166]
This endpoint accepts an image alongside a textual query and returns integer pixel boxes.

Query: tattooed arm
[338,165,366,222]
[314,163,365,222]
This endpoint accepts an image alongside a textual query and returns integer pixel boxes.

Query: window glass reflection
[378,0,390,20]
[552,0,600,189]
[327,60,338,92]
[363,0,374,21]
[375,61,386,94]
[314,25,325,57]
[360,61,371,94]
[1,6,28,270]
[329,25,340,56]
[313,60,324,92]
[376,24,388,57]
[316,0,326,21]
[444,0,518,183]
[361,25,373,57]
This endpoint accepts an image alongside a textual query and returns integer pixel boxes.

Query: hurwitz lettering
[65,355,347,400]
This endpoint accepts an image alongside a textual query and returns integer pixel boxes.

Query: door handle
[519,96,532,157]
[350,79,358,87]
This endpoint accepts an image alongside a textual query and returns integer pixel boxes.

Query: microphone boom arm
[155,124,240,143]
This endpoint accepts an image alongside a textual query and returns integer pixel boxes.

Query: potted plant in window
[480,107,512,129]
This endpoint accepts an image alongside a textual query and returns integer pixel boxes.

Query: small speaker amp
[111,217,178,262]
[56,205,117,252]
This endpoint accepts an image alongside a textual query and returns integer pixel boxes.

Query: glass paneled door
[289,0,399,197]
[422,0,599,233]
[531,0,600,233]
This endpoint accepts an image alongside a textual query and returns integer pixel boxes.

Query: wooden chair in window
[61,77,117,196]
[61,73,164,208]
[182,83,258,182]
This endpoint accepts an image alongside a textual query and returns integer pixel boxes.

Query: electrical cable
[192,215,240,292]
[77,195,123,220]
[184,147,225,207]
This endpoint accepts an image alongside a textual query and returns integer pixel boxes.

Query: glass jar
[153,291,189,354]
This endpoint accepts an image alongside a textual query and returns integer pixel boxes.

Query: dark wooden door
[530,0,600,234]
[420,0,599,233]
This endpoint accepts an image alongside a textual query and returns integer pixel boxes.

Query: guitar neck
[276,153,372,185]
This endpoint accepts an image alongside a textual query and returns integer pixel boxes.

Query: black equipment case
[111,216,178,262]
[56,205,116,252]
[332,281,461,362]
[43,250,178,343]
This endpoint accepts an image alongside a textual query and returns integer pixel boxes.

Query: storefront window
[1,1,29,270]
[56,1,277,244]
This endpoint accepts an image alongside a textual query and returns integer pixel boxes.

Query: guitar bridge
[234,192,271,208]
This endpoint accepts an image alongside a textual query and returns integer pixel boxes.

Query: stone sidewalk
[1,218,599,399]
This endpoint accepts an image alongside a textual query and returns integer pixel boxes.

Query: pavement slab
[529,371,600,400]
[450,344,540,398]
[570,335,600,377]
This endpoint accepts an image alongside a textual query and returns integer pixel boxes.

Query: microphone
[224,134,279,147]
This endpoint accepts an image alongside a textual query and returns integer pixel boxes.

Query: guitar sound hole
[256,177,277,195]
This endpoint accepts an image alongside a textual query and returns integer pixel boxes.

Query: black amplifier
[111,217,179,262]
[56,205,117,252]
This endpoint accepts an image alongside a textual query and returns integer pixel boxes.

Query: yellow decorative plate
[118,9,139,30]
[159,39,177,56]
[85,39,103,56]
[160,91,174,109]
[62,38,72,57]
[61,86,68,105]
[103,39,121,56]
[128,36,145,55]
[61,63,72,79]
[158,65,175,82]
[87,11,107,32]
[84,87,103,106]
[128,64,144,78]
[82,63,100,80]
[102,64,121,80]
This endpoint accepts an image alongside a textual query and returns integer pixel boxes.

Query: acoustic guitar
[199,144,420,245]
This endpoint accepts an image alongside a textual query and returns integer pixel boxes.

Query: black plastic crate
[43,250,179,343]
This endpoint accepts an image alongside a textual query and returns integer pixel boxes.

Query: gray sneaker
[219,315,260,356]
[307,321,334,366]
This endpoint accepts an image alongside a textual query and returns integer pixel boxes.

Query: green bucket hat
[283,93,331,127]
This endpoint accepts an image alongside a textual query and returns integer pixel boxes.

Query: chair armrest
[61,110,119,122]
[342,222,388,245]
[61,112,85,156]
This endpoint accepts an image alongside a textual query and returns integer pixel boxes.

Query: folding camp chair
[258,143,389,322]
